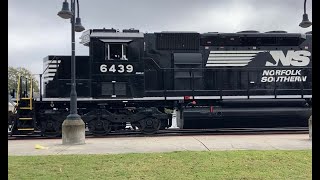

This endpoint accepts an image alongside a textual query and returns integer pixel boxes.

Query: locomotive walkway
[8,134,311,156]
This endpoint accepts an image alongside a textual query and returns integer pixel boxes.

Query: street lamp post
[57,0,85,145]
[299,0,312,28]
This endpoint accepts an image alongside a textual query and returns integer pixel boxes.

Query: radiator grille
[156,33,199,50]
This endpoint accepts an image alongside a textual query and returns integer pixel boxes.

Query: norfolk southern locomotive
[9,29,312,136]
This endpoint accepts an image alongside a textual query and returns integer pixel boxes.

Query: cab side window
[105,43,128,60]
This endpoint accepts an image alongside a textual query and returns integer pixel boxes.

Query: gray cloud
[9,0,312,74]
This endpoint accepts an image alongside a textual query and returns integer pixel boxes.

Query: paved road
[8,134,311,156]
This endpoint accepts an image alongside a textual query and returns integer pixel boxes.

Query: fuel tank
[182,99,311,129]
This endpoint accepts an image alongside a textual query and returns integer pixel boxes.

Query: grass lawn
[9,150,311,180]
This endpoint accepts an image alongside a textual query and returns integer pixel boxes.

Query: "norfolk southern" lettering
[261,70,307,82]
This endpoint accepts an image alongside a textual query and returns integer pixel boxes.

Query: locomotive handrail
[155,66,312,70]
[42,56,58,75]
[274,67,277,98]
[144,66,311,100]
[142,57,162,69]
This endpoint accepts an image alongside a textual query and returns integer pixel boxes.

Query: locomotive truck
[8,29,312,136]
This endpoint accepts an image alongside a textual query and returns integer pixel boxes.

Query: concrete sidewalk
[8,134,311,156]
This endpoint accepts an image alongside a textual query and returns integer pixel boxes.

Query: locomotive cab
[80,28,145,98]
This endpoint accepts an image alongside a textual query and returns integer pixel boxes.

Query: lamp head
[57,1,72,19]
[75,17,85,32]
[299,14,312,28]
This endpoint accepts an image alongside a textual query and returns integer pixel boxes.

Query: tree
[8,67,39,94]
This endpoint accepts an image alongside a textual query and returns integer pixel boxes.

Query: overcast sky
[8,0,312,74]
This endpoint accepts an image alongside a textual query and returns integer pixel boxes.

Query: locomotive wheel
[160,119,169,130]
[112,122,127,131]
[139,117,161,135]
[88,118,111,136]
[42,120,62,137]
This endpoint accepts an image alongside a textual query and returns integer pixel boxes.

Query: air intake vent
[94,28,117,33]
[123,28,139,33]
[156,33,200,50]
[236,30,260,33]
[265,31,287,33]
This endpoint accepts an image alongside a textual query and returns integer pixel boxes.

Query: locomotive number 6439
[100,64,134,73]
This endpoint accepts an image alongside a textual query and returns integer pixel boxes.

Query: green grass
[9,150,311,180]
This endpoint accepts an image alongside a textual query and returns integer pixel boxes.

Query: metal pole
[68,0,80,119]
[309,115,312,140]
[25,77,28,98]
[39,74,42,101]
[61,0,85,145]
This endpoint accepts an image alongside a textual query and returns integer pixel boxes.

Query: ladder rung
[17,128,34,131]
[18,117,33,120]
[19,107,32,110]
[20,98,32,100]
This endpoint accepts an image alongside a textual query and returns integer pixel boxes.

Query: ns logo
[266,50,311,66]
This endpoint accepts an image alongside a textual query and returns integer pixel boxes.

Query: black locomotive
[9,29,312,136]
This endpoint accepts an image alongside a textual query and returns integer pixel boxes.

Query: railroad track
[8,127,309,140]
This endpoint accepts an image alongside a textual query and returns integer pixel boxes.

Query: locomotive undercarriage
[9,97,312,137]
[29,101,173,137]
[9,98,312,137]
